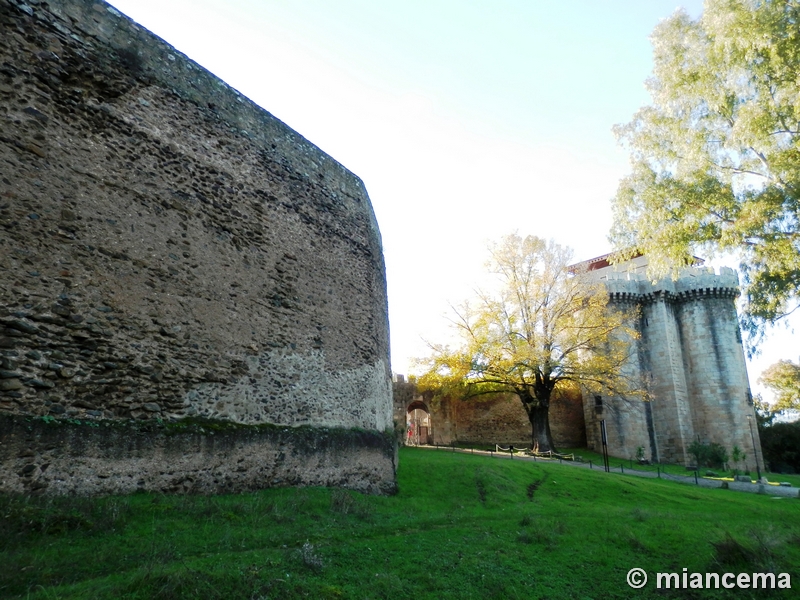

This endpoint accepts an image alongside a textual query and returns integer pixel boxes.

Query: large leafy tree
[759,359,800,413]
[416,234,640,453]
[611,0,800,343]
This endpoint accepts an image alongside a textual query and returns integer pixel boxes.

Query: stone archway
[406,400,432,446]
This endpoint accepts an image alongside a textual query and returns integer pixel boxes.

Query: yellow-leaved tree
[415,234,641,453]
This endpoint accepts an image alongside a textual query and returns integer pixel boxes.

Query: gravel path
[418,445,800,498]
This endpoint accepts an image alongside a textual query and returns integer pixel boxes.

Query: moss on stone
[3,413,395,456]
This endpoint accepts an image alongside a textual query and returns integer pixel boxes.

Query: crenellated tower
[578,254,763,469]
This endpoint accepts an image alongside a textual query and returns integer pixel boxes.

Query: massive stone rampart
[0,0,395,494]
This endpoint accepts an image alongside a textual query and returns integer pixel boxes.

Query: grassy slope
[1,447,798,599]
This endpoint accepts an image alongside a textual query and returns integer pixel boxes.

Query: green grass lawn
[2,447,798,599]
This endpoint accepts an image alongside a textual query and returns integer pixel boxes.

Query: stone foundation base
[0,415,397,496]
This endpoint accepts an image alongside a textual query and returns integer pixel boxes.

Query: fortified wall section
[584,266,763,468]
[392,377,586,449]
[0,0,395,494]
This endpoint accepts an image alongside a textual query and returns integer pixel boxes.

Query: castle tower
[579,254,763,469]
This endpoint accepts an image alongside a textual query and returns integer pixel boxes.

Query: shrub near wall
[760,421,800,474]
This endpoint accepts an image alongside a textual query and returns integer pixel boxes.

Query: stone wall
[392,378,586,449]
[0,415,395,495]
[0,0,395,494]
[548,386,587,448]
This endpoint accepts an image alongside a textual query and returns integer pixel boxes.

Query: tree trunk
[529,403,556,453]
[518,388,556,453]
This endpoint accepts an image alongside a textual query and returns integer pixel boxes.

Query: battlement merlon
[588,266,741,303]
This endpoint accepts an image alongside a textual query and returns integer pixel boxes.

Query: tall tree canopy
[759,359,800,413]
[416,234,639,453]
[611,0,800,343]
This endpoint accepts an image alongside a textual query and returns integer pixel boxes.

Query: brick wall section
[0,0,395,494]
[548,387,587,448]
[393,380,586,450]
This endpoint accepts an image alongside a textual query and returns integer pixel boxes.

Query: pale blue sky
[107,0,792,401]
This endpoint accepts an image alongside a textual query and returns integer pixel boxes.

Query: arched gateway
[406,400,432,446]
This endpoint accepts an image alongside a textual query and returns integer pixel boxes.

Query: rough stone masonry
[0,0,396,494]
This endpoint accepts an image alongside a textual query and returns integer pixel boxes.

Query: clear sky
[107,0,795,402]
